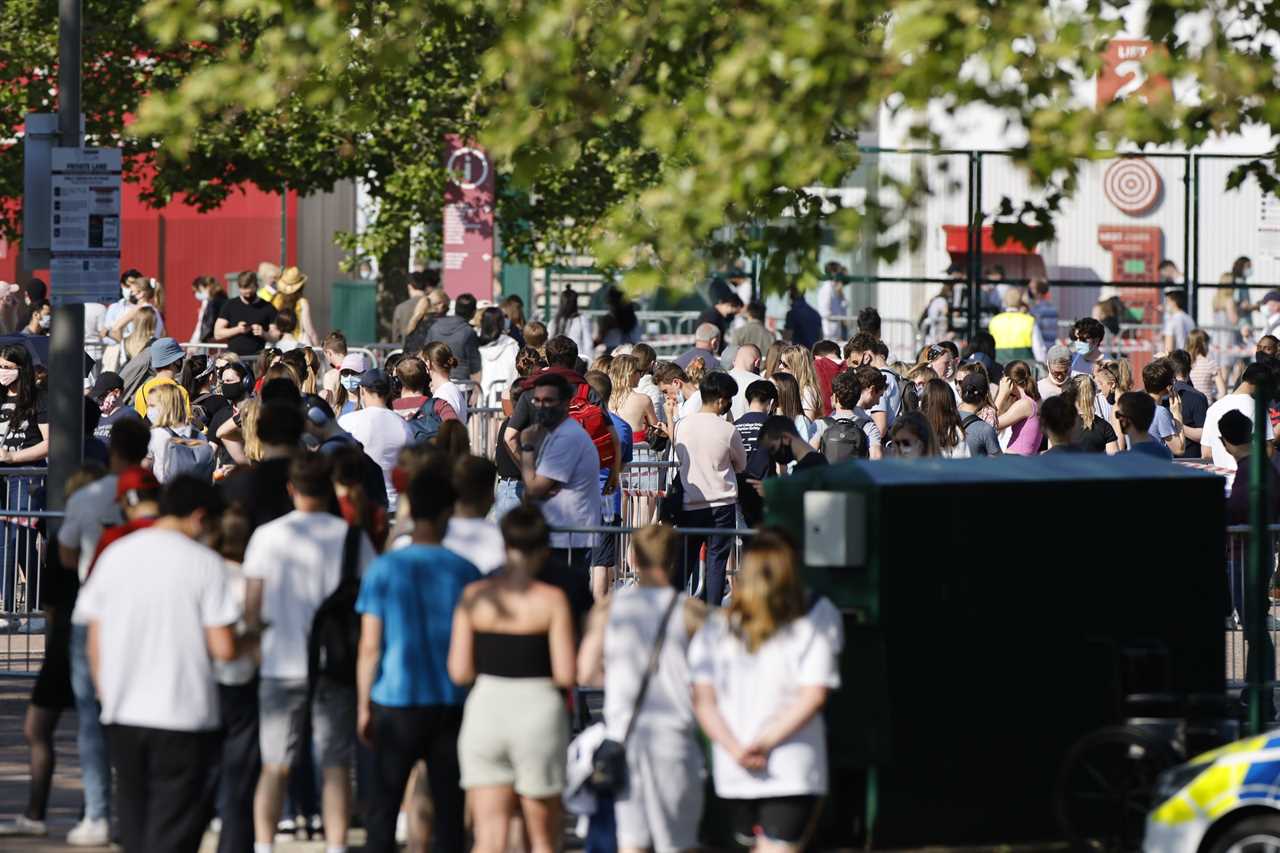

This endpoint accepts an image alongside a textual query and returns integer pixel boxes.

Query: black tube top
[474,631,553,678]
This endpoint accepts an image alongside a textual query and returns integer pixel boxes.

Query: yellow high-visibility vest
[989,311,1035,352]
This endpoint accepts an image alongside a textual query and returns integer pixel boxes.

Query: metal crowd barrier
[0,468,55,676]
[551,522,757,604]
[467,406,504,459]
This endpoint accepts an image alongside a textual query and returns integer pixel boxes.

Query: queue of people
[0,258,1276,853]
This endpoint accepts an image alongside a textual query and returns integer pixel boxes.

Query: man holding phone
[215,275,278,356]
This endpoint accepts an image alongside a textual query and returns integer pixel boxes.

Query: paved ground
[0,676,345,851]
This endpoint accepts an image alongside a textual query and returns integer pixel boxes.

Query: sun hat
[275,266,308,295]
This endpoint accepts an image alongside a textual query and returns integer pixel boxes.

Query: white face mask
[147,409,163,425]
[195,290,209,303]
[37,315,50,330]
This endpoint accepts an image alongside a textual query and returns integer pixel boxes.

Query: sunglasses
[927,345,948,360]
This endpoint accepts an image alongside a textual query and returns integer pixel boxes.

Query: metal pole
[1191,154,1201,321]
[48,0,84,515]
[1183,154,1195,319]
[1248,382,1271,734]
[967,153,983,343]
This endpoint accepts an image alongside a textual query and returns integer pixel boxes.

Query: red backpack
[568,383,617,470]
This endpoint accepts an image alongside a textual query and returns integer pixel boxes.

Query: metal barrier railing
[0,469,53,676]
[551,522,757,604]
[1225,524,1280,692]
[467,406,504,459]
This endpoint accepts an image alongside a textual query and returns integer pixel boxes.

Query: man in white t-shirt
[1202,364,1276,489]
[72,476,240,853]
[443,455,505,574]
[337,368,413,505]
[519,373,602,578]
[244,454,376,853]
[727,344,761,421]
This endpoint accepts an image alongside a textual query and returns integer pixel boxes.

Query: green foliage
[11,0,1280,293]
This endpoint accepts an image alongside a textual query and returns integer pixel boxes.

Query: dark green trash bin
[330,279,377,345]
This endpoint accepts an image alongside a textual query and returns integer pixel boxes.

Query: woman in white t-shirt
[423,341,468,423]
[690,531,843,852]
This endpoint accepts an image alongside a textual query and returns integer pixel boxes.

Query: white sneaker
[396,811,409,844]
[66,816,110,846]
[0,815,48,836]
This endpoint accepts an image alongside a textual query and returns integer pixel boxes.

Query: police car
[1146,733,1280,852]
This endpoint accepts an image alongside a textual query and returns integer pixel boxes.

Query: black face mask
[1258,351,1277,368]
[127,294,138,305]
[532,405,566,428]
[221,381,245,402]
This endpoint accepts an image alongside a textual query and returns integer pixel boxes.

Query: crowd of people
[0,257,1272,852]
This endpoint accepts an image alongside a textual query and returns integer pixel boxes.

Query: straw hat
[275,266,308,295]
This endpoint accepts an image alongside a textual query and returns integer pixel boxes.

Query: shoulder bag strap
[340,524,361,583]
[621,590,683,746]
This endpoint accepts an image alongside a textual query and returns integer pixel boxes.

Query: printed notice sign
[50,147,121,304]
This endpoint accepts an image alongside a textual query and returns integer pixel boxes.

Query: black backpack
[961,413,984,432]
[307,525,363,688]
[819,415,871,462]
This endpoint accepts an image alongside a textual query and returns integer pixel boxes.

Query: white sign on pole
[49,147,121,305]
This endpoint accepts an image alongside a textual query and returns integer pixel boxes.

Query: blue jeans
[493,478,524,521]
[71,625,110,821]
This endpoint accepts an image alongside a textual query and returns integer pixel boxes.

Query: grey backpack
[162,428,217,481]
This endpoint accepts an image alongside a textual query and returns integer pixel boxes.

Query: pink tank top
[1007,398,1043,456]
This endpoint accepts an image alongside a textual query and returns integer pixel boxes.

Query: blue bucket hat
[150,337,184,370]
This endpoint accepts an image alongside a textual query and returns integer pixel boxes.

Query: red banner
[442,135,495,301]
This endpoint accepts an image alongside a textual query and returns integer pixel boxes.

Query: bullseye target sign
[1103,158,1162,216]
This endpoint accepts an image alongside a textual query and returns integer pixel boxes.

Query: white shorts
[615,731,705,853]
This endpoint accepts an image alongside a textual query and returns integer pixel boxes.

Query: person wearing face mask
[845,333,901,435]
[214,270,279,356]
[190,275,227,345]
[21,300,51,337]
[518,373,604,594]
[1069,317,1106,376]
[1038,345,1075,402]
[1258,291,1280,340]
[671,372,748,606]
[332,352,368,416]
[88,372,144,442]
[337,369,413,506]
[102,270,143,336]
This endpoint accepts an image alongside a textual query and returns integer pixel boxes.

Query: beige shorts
[458,676,569,798]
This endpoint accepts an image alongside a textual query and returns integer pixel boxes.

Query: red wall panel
[0,167,296,342]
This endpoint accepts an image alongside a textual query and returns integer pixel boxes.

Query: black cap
[358,368,391,394]
[89,372,123,401]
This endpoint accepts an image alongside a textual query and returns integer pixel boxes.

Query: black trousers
[107,724,220,853]
[216,681,260,853]
[678,504,737,606]
[365,703,465,853]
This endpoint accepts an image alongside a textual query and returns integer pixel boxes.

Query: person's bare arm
[59,545,79,574]
[995,397,1032,431]
[604,425,622,495]
[577,599,610,687]
[1,424,50,465]
[745,685,830,755]
[520,425,560,497]
[870,409,888,438]
[357,613,382,746]
[244,578,264,627]
[205,624,236,662]
[213,317,246,342]
[693,682,761,770]
[446,595,476,686]
[548,590,578,689]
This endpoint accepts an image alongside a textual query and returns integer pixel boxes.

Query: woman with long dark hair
[191,275,227,344]
[552,287,595,360]
[478,306,519,407]
[0,344,48,621]
[921,378,969,458]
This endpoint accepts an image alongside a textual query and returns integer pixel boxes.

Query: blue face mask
[1071,341,1090,355]
[340,376,361,392]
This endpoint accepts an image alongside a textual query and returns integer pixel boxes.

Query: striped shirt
[1189,355,1220,403]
